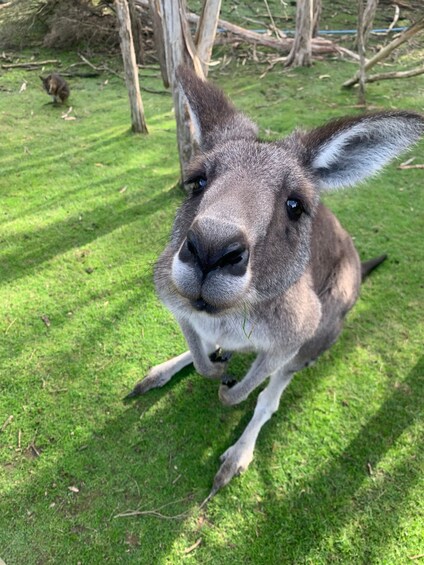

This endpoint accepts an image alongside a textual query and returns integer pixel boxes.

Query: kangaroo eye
[286,198,304,221]
[191,176,207,195]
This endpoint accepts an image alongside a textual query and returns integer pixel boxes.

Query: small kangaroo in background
[126,67,423,498]
[40,73,70,104]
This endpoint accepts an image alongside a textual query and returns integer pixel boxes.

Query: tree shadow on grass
[1,316,422,564]
[1,216,421,565]
[240,354,424,564]
[0,182,182,287]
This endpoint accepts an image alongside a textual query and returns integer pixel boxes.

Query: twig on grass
[183,538,202,554]
[114,496,193,520]
[1,415,13,432]
[78,53,123,80]
[114,508,190,519]
[4,318,17,334]
[1,59,60,69]
[29,442,41,457]
[398,164,424,170]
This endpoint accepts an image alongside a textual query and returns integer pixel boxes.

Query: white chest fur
[179,308,269,353]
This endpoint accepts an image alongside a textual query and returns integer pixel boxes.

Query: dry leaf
[183,539,202,554]
[41,315,51,327]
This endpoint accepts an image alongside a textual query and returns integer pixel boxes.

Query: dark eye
[286,198,304,221]
[191,176,207,195]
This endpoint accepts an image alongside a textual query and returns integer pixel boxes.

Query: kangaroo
[126,67,423,497]
[40,73,70,104]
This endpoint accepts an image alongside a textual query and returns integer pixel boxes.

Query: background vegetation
[0,2,423,563]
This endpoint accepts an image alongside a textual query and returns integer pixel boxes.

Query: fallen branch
[343,15,424,87]
[398,163,424,169]
[135,0,348,58]
[363,64,424,83]
[114,508,188,519]
[386,4,400,34]
[1,59,60,69]
[1,415,13,432]
[78,53,123,79]
[114,497,192,520]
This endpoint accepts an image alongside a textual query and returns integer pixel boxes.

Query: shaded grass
[0,51,423,564]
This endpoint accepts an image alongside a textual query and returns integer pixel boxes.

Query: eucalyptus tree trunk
[115,0,148,133]
[312,0,322,38]
[361,0,379,46]
[195,0,222,77]
[161,0,204,175]
[285,0,313,67]
[147,0,221,176]
[128,0,144,64]
[357,0,367,105]
[149,0,169,87]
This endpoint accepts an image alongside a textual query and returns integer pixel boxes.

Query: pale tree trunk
[357,0,367,105]
[128,0,144,64]
[312,0,322,38]
[149,0,169,87]
[161,0,204,176]
[285,0,313,67]
[195,0,222,77]
[115,0,148,133]
[362,0,379,45]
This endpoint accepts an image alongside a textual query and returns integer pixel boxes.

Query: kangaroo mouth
[190,298,219,314]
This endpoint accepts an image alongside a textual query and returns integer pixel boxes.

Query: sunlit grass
[0,50,423,564]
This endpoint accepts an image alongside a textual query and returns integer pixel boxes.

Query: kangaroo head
[168,67,423,315]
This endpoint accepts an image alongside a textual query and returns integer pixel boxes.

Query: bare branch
[343,15,424,87]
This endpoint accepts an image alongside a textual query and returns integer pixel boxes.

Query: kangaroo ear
[301,112,424,190]
[177,66,258,151]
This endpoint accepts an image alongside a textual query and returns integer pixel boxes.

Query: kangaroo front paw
[209,348,232,364]
[218,381,244,406]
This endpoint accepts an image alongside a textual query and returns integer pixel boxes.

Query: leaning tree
[115,0,148,133]
[151,0,222,176]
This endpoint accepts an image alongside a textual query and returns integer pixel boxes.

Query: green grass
[1,51,423,564]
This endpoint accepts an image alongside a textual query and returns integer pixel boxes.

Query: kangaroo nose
[181,228,249,276]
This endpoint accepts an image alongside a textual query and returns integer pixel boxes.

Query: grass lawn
[0,48,423,564]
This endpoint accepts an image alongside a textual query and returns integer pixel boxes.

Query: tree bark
[195,0,222,77]
[357,0,367,105]
[115,0,148,133]
[149,0,169,87]
[362,0,379,44]
[285,0,313,67]
[312,0,322,38]
[161,0,204,176]
[128,0,144,65]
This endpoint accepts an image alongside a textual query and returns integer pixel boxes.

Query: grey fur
[127,68,424,497]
